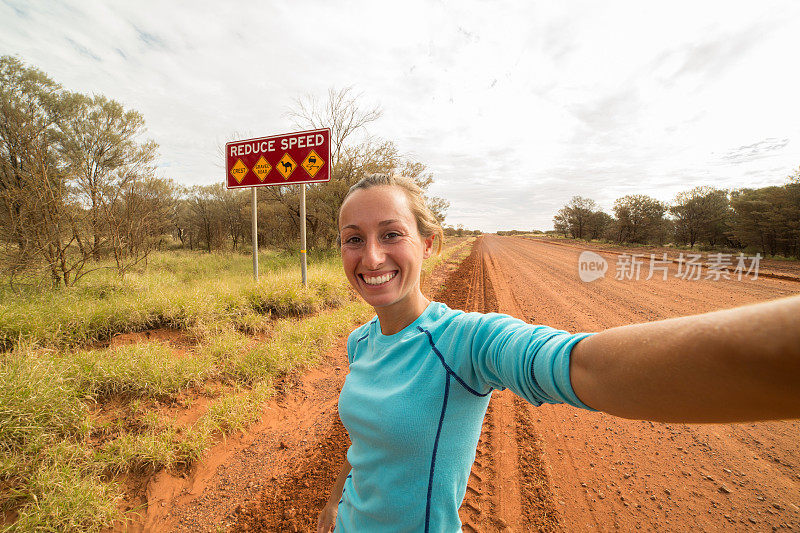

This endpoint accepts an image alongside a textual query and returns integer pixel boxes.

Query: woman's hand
[316,502,338,533]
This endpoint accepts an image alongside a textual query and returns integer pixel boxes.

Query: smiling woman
[317,173,800,533]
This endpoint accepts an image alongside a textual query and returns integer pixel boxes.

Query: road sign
[252,156,271,182]
[225,128,331,189]
[276,153,297,180]
[302,149,324,178]
[230,159,248,184]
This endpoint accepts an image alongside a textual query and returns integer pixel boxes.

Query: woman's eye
[345,236,362,244]
[385,232,401,239]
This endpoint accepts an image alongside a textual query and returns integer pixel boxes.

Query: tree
[58,94,158,258]
[586,210,612,240]
[1,56,168,285]
[209,184,248,250]
[186,184,226,252]
[566,196,597,239]
[0,56,94,286]
[552,196,604,240]
[107,176,177,274]
[669,186,730,247]
[612,194,666,244]
[553,209,569,237]
[0,56,61,258]
[788,166,800,185]
[287,87,382,168]
[730,180,800,258]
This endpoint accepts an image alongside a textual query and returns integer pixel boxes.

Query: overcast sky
[2,1,799,231]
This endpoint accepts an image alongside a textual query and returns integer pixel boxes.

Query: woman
[317,173,800,533]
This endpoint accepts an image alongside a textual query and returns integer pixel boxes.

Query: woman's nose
[363,239,385,268]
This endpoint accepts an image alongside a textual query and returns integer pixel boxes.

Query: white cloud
[1,0,799,232]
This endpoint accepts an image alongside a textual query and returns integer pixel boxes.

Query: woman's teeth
[363,272,397,285]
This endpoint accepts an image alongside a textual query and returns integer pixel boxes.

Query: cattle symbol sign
[224,128,331,285]
[225,128,330,188]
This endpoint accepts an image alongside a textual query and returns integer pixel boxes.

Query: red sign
[225,128,331,189]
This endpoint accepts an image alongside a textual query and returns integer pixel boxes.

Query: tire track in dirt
[477,235,800,532]
[440,238,560,532]
[513,394,562,532]
[440,238,504,532]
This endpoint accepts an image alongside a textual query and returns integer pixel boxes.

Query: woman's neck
[375,290,431,336]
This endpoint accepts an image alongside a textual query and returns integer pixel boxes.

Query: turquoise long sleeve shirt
[335,301,595,532]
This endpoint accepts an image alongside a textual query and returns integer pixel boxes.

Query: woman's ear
[422,234,435,259]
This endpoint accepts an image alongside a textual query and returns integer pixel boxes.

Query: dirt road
[448,235,800,532]
[147,235,800,531]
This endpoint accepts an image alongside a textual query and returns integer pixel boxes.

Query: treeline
[1,57,448,286]
[444,224,482,237]
[553,178,800,258]
[496,229,544,236]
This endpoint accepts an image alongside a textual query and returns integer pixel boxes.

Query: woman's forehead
[340,187,414,227]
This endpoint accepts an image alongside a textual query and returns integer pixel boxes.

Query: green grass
[68,343,216,400]
[228,301,372,384]
[0,249,350,351]
[0,349,116,532]
[98,423,184,473]
[197,381,274,438]
[10,444,119,533]
[422,236,476,277]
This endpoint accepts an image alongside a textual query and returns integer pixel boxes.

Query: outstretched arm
[569,295,800,423]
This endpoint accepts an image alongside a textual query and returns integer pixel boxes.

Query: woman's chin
[361,292,397,308]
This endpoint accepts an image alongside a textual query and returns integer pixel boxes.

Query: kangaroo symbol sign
[225,128,331,188]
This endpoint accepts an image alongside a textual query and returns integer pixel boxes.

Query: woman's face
[339,186,434,310]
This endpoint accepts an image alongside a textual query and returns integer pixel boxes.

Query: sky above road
[2,1,799,231]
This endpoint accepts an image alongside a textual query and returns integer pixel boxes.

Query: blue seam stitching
[417,326,490,397]
[350,333,370,364]
[425,372,450,533]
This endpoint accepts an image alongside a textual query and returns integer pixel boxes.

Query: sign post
[300,184,307,285]
[251,187,258,281]
[225,128,331,286]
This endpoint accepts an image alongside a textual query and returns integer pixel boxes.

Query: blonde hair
[339,173,444,255]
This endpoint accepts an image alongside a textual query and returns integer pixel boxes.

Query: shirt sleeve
[458,312,597,411]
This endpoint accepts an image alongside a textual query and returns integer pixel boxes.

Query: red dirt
[135,235,800,531]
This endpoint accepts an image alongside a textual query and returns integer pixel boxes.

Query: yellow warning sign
[302,150,324,178]
[252,156,272,181]
[276,153,297,180]
[230,159,248,183]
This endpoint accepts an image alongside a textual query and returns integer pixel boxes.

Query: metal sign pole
[251,187,258,281]
[300,183,307,286]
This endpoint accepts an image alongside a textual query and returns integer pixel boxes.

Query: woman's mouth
[360,271,398,287]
